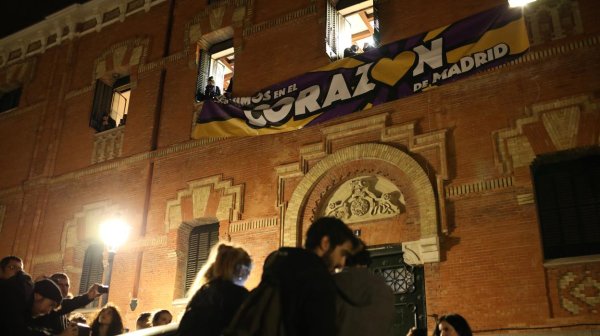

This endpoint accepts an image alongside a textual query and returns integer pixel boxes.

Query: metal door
[370,245,427,336]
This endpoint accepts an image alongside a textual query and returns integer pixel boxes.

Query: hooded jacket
[334,267,395,336]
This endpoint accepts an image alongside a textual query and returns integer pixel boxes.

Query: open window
[0,86,22,113]
[90,75,131,132]
[326,0,378,60]
[195,39,234,102]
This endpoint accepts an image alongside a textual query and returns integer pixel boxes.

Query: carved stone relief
[322,176,404,224]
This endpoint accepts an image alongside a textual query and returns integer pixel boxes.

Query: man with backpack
[224,217,356,336]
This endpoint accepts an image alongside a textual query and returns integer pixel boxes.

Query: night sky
[0,1,90,39]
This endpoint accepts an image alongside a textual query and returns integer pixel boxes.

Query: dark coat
[334,267,395,336]
[31,293,94,333]
[177,278,249,336]
[269,247,338,336]
[0,271,50,336]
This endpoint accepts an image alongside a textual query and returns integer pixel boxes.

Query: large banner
[193,4,529,138]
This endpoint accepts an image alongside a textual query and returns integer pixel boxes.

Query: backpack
[222,251,287,336]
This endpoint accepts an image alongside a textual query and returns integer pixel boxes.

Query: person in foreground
[177,243,252,336]
[334,240,395,336]
[89,304,124,336]
[434,314,473,336]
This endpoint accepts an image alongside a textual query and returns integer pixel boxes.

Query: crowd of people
[0,217,473,336]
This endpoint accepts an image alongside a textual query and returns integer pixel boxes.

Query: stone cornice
[0,0,167,68]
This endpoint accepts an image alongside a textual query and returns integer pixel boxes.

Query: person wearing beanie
[32,273,103,334]
[0,270,78,336]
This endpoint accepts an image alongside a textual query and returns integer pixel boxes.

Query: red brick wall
[1,0,599,332]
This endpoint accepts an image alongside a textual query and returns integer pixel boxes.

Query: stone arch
[283,143,438,248]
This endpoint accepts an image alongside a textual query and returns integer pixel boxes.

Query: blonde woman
[177,243,252,336]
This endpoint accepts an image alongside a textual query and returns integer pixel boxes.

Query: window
[326,0,379,60]
[531,148,600,260]
[0,87,22,113]
[90,76,130,132]
[185,223,219,291]
[79,244,104,307]
[195,39,234,102]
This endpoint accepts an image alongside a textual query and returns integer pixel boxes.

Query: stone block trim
[164,175,244,232]
[493,94,598,174]
[445,176,514,199]
[229,217,278,233]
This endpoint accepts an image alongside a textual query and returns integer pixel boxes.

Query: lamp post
[99,216,130,306]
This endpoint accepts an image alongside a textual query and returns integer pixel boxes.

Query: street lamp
[99,216,130,306]
[508,0,537,7]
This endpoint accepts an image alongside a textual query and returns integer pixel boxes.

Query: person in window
[343,44,360,58]
[204,76,221,101]
[362,43,374,52]
[177,243,252,336]
[100,114,116,132]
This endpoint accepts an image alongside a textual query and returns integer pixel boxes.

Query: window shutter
[185,223,219,291]
[195,49,211,101]
[79,244,104,307]
[90,80,113,132]
[325,0,339,60]
[372,0,381,46]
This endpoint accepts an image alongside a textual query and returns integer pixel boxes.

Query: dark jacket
[177,278,248,336]
[270,247,338,336]
[31,293,94,333]
[0,271,51,336]
[334,267,395,336]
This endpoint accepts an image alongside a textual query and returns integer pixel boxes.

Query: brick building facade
[0,0,599,334]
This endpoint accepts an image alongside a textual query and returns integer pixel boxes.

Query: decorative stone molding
[92,126,125,164]
[402,236,440,265]
[0,0,165,68]
[322,176,404,223]
[524,0,583,46]
[183,3,245,52]
[445,176,513,199]
[93,37,149,81]
[283,143,439,253]
[0,58,36,90]
[493,34,599,71]
[62,200,121,251]
[559,271,600,315]
[165,175,244,232]
[276,112,449,247]
[493,94,598,174]
[229,217,278,233]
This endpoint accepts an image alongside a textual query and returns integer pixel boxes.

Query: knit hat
[34,279,63,305]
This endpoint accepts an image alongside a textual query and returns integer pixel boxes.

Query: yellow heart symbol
[371,51,416,86]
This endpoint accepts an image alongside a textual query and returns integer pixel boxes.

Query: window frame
[326,0,379,60]
[90,76,131,132]
[79,243,104,308]
[195,39,234,102]
[184,223,219,291]
[531,148,600,261]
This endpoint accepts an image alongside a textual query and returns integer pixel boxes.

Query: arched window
[79,244,104,307]
[185,223,219,291]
